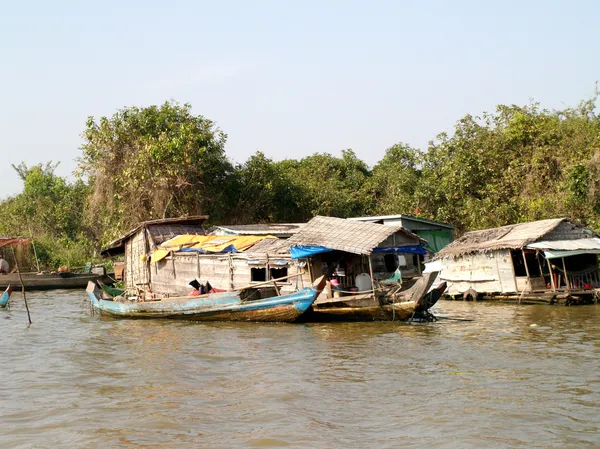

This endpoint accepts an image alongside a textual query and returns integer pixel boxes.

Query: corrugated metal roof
[349,214,455,229]
[527,237,600,251]
[286,216,422,255]
[211,223,304,236]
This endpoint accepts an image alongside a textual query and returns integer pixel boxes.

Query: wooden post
[521,249,531,292]
[10,246,31,324]
[368,254,376,299]
[272,281,281,296]
[228,254,234,290]
[561,257,571,290]
[547,258,557,292]
[417,254,422,275]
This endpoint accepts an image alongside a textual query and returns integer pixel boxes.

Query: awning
[372,245,427,255]
[290,245,333,259]
[290,244,427,259]
[526,238,600,259]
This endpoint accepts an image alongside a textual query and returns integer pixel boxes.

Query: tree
[367,143,422,215]
[0,162,93,269]
[277,149,373,219]
[78,101,233,242]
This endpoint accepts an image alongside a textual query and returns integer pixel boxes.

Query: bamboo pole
[562,257,571,290]
[272,281,281,296]
[10,246,31,324]
[548,260,557,292]
[368,255,376,299]
[521,249,531,292]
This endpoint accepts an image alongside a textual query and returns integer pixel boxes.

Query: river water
[1,290,599,448]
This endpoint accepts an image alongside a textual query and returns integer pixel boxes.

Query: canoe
[0,285,12,308]
[86,276,326,322]
[308,272,444,321]
[0,272,113,291]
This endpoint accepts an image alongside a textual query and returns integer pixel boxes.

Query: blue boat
[86,276,326,322]
[0,285,12,308]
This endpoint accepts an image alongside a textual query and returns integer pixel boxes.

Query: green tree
[367,143,422,215]
[277,149,373,219]
[78,101,233,242]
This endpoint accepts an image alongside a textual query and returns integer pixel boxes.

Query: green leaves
[78,101,231,240]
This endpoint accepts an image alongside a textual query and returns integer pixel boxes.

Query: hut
[430,218,600,304]
[101,216,310,297]
[101,216,209,294]
[287,216,427,289]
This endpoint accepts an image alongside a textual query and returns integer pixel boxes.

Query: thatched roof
[286,216,423,255]
[435,218,597,259]
[101,216,209,257]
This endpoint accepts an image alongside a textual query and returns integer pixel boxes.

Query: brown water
[1,291,599,448]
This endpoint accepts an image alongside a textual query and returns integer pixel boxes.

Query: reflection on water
[1,292,599,448]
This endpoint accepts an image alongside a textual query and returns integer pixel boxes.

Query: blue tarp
[290,245,333,259]
[291,244,426,259]
[373,245,427,255]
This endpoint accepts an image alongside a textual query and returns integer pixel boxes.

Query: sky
[1,0,599,198]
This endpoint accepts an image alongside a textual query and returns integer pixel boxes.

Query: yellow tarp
[150,235,276,263]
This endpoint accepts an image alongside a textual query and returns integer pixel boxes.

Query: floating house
[430,218,600,303]
[287,216,427,288]
[101,216,309,297]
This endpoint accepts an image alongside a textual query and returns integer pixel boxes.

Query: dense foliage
[1,97,600,268]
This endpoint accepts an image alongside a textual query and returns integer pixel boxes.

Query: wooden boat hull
[310,300,419,321]
[86,280,323,322]
[0,273,113,291]
[0,285,11,308]
[307,273,444,322]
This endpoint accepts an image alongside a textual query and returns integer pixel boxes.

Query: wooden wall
[151,253,311,296]
[124,229,151,293]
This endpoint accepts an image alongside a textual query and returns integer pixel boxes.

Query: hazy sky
[1,0,598,198]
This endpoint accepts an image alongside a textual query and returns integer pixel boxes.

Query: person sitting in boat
[0,256,9,274]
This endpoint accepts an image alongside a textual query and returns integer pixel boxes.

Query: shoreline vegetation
[2,95,600,270]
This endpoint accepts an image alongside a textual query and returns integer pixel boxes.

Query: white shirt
[0,258,9,273]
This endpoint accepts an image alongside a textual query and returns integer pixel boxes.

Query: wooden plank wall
[124,229,151,292]
[151,253,311,296]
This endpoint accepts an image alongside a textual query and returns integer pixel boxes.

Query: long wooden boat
[308,272,444,321]
[0,285,12,308]
[0,272,113,291]
[86,276,326,322]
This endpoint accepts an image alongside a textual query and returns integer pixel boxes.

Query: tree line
[1,96,600,268]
